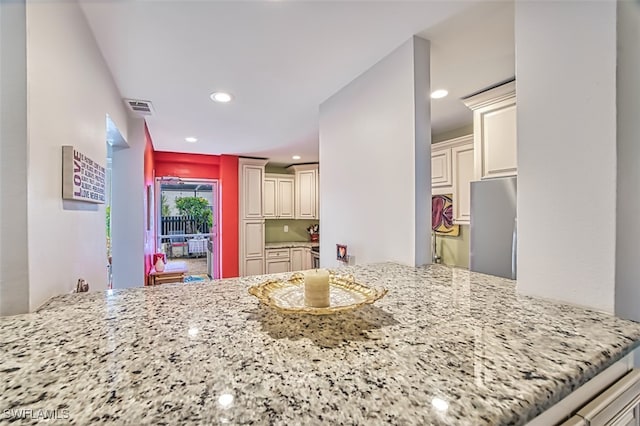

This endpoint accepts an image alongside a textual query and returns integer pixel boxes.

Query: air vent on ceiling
[124,99,155,116]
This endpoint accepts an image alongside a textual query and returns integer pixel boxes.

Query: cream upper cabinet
[431,149,452,188]
[278,178,295,218]
[264,174,295,219]
[239,158,267,220]
[288,164,319,220]
[463,80,517,180]
[263,178,277,218]
[431,135,474,225]
[452,142,474,224]
[239,158,267,276]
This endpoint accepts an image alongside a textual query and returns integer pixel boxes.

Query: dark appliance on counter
[311,246,320,269]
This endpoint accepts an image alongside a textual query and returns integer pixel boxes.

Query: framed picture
[336,244,348,262]
[146,185,153,231]
[432,193,459,236]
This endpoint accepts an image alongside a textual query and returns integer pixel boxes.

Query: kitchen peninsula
[2,263,640,425]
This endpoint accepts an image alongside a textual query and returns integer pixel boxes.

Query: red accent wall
[154,150,239,278]
[219,155,239,278]
[143,124,156,275]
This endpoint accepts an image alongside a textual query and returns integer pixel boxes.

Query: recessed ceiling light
[431,89,449,99]
[185,137,198,143]
[210,92,233,103]
[292,155,301,160]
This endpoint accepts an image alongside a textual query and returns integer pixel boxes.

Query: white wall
[111,116,145,289]
[615,1,640,322]
[26,0,129,309]
[319,36,431,268]
[515,1,617,313]
[0,1,30,315]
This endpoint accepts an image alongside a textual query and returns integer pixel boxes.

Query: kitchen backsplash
[265,219,320,243]
[434,225,470,269]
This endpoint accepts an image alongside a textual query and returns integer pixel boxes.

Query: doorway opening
[106,145,113,289]
[105,115,126,289]
[156,177,220,280]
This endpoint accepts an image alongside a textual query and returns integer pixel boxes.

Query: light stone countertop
[2,263,640,425]
[265,241,319,249]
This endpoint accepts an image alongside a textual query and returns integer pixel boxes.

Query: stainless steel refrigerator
[470,176,517,279]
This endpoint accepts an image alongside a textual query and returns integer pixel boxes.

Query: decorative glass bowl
[248,272,388,315]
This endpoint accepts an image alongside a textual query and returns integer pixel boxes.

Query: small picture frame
[146,185,153,231]
[336,244,348,262]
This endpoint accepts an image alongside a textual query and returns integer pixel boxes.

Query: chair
[168,231,187,258]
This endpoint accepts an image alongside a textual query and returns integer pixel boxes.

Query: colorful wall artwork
[432,194,459,236]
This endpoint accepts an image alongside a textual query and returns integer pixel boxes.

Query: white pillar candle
[304,269,330,308]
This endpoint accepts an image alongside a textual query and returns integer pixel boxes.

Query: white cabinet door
[245,258,264,277]
[266,259,290,274]
[278,178,295,219]
[452,143,474,224]
[303,248,312,270]
[478,101,517,179]
[463,80,517,180]
[263,178,277,219]
[576,369,640,426]
[264,174,295,219]
[288,165,319,220]
[244,220,264,277]
[290,248,304,271]
[243,221,264,259]
[239,159,267,277]
[296,170,317,219]
[431,149,452,188]
[243,165,264,219]
[266,248,289,259]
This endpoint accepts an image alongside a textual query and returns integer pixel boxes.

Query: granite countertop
[2,263,640,425]
[265,241,319,249]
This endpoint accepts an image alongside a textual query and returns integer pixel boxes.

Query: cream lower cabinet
[266,248,290,274]
[244,258,264,277]
[531,353,640,426]
[241,220,264,276]
[266,258,290,274]
[265,247,313,273]
[431,135,474,225]
[572,369,640,426]
[290,248,304,271]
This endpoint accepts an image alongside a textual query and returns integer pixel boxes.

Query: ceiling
[81,1,514,166]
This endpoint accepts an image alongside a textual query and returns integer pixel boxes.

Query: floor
[169,256,208,276]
